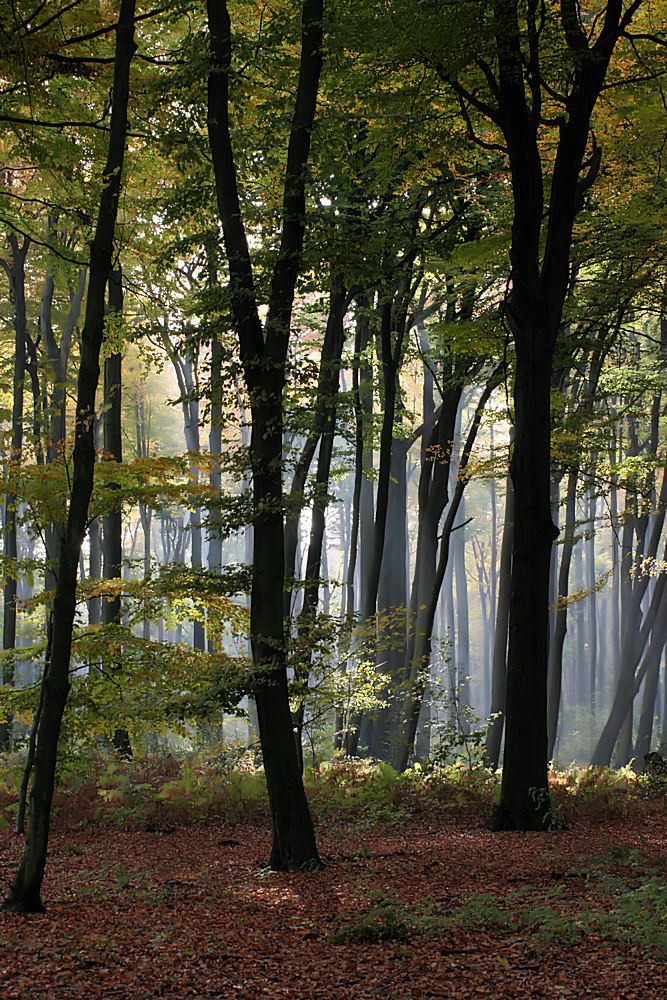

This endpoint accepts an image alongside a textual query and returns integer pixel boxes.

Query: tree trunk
[547,469,578,760]
[2,0,136,913]
[0,234,29,750]
[207,0,323,869]
[103,267,131,758]
[634,629,665,762]
[485,459,514,769]
[587,484,598,715]
[492,332,556,829]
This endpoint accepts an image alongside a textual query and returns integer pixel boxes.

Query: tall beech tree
[2,0,136,913]
[414,0,651,828]
[206,0,323,870]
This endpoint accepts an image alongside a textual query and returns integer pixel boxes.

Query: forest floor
[0,792,665,1000]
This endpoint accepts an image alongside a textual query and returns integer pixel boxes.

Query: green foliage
[331,891,422,943]
[332,875,667,956]
[425,661,495,770]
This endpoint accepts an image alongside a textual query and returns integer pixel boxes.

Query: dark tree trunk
[0,234,29,750]
[293,280,347,764]
[493,334,556,829]
[103,268,131,758]
[207,0,323,869]
[2,0,136,913]
[369,437,408,760]
[208,329,224,580]
[484,0,633,830]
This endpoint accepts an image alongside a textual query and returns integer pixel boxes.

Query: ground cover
[0,762,664,999]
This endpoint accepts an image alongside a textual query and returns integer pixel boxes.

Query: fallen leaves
[0,810,664,999]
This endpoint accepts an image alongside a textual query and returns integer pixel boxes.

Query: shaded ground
[0,809,664,999]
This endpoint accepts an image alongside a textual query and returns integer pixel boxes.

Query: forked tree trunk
[484,0,635,830]
[207,0,323,869]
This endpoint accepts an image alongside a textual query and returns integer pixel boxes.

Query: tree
[416,0,654,828]
[3,0,136,913]
[206,0,323,870]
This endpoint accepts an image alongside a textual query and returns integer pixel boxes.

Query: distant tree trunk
[489,425,498,686]
[454,493,470,732]
[547,469,578,760]
[103,268,131,758]
[349,293,409,756]
[368,437,408,760]
[283,280,348,614]
[393,375,499,770]
[486,453,514,769]
[634,629,665,762]
[573,523,586,705]
[0,234,29,750]
[293,279,347,765]
[40,248,87,603]
[592,536,667,766]
[134,394,152,640]
[2,0,136,913]
[587,484,598,715]
[336,317,366,752]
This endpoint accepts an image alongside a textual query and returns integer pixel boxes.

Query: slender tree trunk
[486,449,514,769]
[2,0,136,913]
[0,235,29,749]
[587,484,598,715]
[369,439,408,760]
[592,553,667,766]
[634,630,665,762]
[454,492,470,731]
[547,469,578,760]
[293,281,346,763]
[103,268,131,758]
[393,377,499,770]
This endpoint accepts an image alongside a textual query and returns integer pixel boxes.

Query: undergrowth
[0,752,663,832]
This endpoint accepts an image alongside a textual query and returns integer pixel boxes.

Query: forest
[0,2,665,988]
